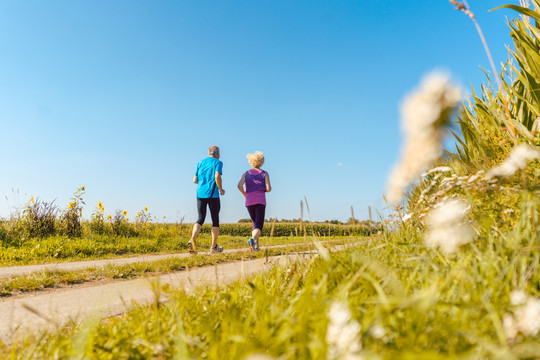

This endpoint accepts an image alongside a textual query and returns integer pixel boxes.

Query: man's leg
[211,226,219,248]
[208,198,221,249]
[190,198,207,249]
[190,223,202,245]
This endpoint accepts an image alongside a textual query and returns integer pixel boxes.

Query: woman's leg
[246,205,258,249]
[250,204,265,248]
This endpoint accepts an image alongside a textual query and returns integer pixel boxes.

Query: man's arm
[215,171,225,195]
[193,175,198,184]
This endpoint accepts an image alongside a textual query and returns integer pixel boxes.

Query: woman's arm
[265,172,272,192]
[237,173,246,197]
[193,175,198,184]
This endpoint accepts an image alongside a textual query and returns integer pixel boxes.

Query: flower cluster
[326,301,363,360]
[503,290,540,341]
[386,72,461,203]
[424,198,475,254]
[487,144,540,178]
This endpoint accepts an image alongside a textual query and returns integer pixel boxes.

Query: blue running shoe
[247,238,255,251]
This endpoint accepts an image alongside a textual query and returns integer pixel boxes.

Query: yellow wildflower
[29,196,34,204]
[69,201,76,209]
[145,206,148,212]
[122,210,127,216]
[82,185,85,191]
[137,212,140,217]
[107,214,112,220]
[126,217,129,222]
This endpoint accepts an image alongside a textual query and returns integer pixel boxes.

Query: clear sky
[0,1,518,223]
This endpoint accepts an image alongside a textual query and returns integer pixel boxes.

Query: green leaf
[492,4,540,23]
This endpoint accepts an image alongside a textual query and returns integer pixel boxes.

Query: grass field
[0,238,358,297]
[0,222,368,266]
[1,2,540,359]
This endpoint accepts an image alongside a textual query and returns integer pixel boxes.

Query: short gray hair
[208,145,220,156]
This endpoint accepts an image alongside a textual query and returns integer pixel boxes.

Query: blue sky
[0,1,517,223]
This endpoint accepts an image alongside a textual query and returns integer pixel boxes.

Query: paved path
[0,241,330,278]
[0,254,303,341]
[0,241,360,342]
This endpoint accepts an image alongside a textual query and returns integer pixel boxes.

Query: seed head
[386,72,461,203]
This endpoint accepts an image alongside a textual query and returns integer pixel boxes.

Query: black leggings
[247,204,266,231]
[196,197,220,227]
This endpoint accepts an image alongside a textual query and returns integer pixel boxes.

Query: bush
[110,209,136,237]
[20,197,58,239]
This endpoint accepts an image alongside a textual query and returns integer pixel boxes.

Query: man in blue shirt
[188,145,225,253]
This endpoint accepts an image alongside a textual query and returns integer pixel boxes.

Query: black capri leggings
[196,197,220,227]
[247,204,266,231]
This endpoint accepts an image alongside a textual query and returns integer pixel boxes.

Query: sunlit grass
[0,239,358,297]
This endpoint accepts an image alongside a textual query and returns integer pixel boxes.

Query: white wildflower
[424,198,475,254]
[487,144,540,178]
[421,166,453,177]
[510,290,527,306]
[514,297,540,336]
[504,291,540,340]
[370,324,386,339]
[386,72,461,203]
[326,301,363,360]
[503,313,518,340]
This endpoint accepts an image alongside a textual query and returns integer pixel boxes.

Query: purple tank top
[245,169,266,206]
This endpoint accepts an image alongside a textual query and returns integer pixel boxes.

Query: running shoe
[247,238,256,251]
[187,241,197,254]
[210,245,224,253]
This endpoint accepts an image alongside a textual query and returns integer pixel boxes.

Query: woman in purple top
[237,151,272,251]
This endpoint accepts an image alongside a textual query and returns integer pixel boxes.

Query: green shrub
[20,197,58,239]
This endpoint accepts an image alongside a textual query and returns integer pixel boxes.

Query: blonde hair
[247,151,265,168]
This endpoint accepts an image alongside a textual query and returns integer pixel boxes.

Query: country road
[0,241,356,342]
[0,254,294,341]
[0,241,324,278]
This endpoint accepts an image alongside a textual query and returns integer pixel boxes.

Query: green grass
[2,220,538,359]
[0,239,356,297]
[2,2,539,358]
[0,218,369,266]
[0,233,359,266]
